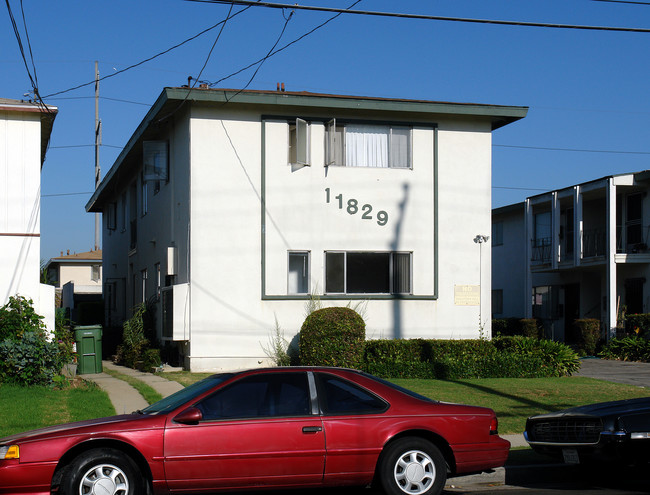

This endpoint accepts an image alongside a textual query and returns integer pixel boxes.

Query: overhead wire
[186,0,650,33]
[41,5,253,99]
[207,0,363,88]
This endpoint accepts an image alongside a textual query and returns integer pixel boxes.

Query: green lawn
[103,368,163,405]
[391,376,650,434]
[0,381,115,439]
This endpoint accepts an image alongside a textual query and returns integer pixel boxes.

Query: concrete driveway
[576,357,650,388]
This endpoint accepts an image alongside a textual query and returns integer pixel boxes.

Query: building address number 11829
[325,188,388,226]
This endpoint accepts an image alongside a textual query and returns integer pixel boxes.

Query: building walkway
[83,361,183,415]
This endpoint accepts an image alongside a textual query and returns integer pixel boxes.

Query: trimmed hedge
[492,318,542,339]
[573,318,601,356]
[299,307,365,368]
[362,336,580,379]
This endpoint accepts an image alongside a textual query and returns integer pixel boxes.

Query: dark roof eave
[87,87,528,212]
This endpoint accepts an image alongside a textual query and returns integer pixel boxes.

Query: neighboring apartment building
[0,98,57,331]
[493,171,650,342]
[86,87,527,371]
[44,249,103,319]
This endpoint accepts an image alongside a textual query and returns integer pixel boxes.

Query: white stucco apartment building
[0,98,57,330]
[492,171,650,342]
[87,87,527,371]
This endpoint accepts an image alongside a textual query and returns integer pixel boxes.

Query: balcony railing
[531,237,552,263]
[582,228,606,258]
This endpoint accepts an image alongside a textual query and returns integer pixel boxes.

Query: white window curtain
[345,124,389,168]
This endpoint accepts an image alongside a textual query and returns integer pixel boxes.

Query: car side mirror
[173,407,203,425]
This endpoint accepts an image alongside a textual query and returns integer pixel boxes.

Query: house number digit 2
[325,188,388,226]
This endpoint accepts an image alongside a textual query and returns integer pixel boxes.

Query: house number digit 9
[325,188,388,226]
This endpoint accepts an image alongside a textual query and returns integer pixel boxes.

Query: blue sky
[2,0,649,261]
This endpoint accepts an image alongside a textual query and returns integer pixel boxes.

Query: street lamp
[474,234,490,335]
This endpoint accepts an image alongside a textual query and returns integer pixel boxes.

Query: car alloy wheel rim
[393,449,435,495]
[79,464,129,495]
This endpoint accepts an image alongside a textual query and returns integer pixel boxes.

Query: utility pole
[94,61,101,251]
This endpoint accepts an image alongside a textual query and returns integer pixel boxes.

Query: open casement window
[325,251,412,295]
[325,120,411,168]
[289,118,310,166]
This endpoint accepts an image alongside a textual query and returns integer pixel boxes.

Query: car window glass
[196,372,311,420]
[316,373,388,415]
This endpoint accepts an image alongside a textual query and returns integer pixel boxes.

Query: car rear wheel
[60,448,143,495]
[379,438,446,495]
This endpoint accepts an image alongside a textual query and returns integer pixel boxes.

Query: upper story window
[288,118,310,166]
[106,202,117,231]
[492,221,503,246]
[143,140,169,194]
[326,120,412,169]
[91,264,101,282]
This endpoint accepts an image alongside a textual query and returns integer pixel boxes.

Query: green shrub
[0,331,61,386]
[299,307,365,368]
[520,319,542,339]
[491,318,525,336]
[625,314,650,338]
[573,318,601,356]
[363,337,579,379]
[0,296,47,341]
[140,348,162,371]
[600,336,650,362]
[54,308,75,370]
[115,304,149,369]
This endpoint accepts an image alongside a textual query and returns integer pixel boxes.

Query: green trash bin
[74,325,103,374]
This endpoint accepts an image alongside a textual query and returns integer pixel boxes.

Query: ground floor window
[325,251,411,295]
[492,289,503,316]
[288,251,310,294]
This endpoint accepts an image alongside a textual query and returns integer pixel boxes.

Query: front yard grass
[392,376,650,434]
[0,381,114,438]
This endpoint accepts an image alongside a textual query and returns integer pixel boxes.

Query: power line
[42,192,94,198]
[41,6,253,99]
[494,144,650,155]
[187,0,650,33]
[591,0,650,5]
[207,0,363,88]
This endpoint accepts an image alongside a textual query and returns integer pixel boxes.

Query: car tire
[378,438,446,495]
[60,448,144,495]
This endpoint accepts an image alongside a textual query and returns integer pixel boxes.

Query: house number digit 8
[325,188,388,226]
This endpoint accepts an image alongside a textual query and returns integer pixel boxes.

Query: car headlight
[0,445,19,460]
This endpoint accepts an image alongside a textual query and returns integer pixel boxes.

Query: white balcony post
[606,178,617,340]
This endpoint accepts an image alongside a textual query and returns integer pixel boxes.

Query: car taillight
[490,417,499,435]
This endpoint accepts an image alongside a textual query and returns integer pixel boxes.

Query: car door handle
[302,426,322,433]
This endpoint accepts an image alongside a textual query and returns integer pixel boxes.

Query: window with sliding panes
[325,251,411,295]
[326,120,411,168]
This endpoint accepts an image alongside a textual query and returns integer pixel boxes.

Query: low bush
[573,318,601,356]
[0,331,61,386]
[0,296,46,341]
[600,336,650,362]
[115,303,152,369]
[363,336,579,379]
[299,307,365,368]
[520,318,542,339]
[625,314,650,338]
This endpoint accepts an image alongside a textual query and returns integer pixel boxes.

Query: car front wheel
[60,448,144,495]
[379,438,446,495]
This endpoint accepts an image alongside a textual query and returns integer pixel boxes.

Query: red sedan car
[0,367,509,495]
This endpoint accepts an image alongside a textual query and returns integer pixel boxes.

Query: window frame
[288,118,310,166]
[325,119,413,169]
[324,251,412,295]
[314,372,389,416]
[288,251,310,295]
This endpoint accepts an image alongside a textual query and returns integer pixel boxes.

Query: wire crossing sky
[2,0,650,260]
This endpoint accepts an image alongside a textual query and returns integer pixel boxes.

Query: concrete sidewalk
[576,357,650,387]
[84,361,184,415]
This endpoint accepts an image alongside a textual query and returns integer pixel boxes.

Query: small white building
[0,98,57,331]
[492,171,650,342]
[44,249,103,320]
[87,87,527,371]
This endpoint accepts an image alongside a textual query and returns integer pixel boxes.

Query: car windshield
[141,373,234,415]
[361,372,437,403]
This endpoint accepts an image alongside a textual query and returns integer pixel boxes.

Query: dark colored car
[525,397,650,465]
[0,367,509,495]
